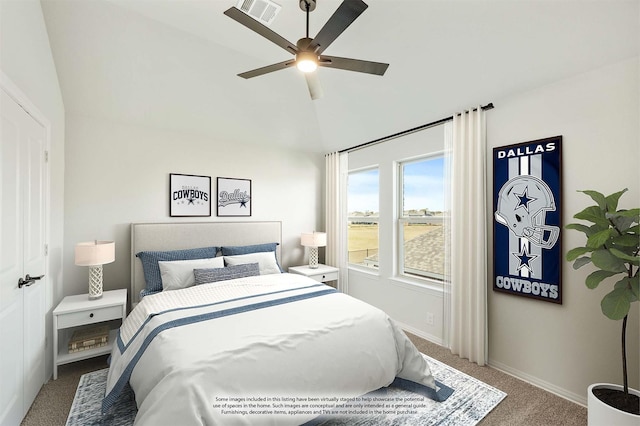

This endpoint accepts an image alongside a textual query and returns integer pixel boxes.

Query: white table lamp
[301,232,326,269]
[75,240,115,300]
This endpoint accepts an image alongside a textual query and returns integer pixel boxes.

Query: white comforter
[104,273,435,425]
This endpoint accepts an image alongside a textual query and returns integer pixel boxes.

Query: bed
[103,221,438,425]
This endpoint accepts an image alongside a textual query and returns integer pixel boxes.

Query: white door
[0,88,47,426]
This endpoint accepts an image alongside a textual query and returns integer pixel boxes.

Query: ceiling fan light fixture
[225,0,389,99]
[296,51,318,73]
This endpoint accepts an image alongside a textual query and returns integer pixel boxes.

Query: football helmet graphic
[495,175,559,249]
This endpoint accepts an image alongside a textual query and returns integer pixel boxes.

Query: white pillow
[159,257,224,291]
[223,252,281,275]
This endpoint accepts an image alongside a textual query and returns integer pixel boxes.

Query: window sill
[347,265,380,278]
[390,275,444,294]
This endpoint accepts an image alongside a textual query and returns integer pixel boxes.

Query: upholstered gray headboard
[130,221,282,306]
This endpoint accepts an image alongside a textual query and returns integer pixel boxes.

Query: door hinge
[44,244,48,256]
[45,151,49,163]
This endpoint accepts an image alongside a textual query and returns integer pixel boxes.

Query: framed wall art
[169,173,211,217]
[217,177,251,217]
[493,136,563,304]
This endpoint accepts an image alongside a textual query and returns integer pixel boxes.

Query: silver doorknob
[18,274,44,288]
[18,277,35,288]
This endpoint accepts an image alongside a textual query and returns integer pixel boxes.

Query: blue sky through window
[348,157,444,213]
[403,157,444,212]
[348,168,379,213]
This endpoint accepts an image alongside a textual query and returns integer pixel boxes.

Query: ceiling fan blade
[308,0,368,55]
[304,72,323,100]
[238,60,295,79]
[319,55,389,75]
[224,7,298,55]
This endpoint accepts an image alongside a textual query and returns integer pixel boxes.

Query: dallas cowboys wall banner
[493,136,562,303]
[169,173,212,217]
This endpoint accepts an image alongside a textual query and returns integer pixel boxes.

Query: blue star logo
[514,187,536,212]
[512,245,538,274]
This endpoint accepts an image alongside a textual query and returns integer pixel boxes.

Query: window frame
[397,154,446,283]
[347,167,380,271]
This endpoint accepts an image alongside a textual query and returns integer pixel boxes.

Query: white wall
[63,114,324,299]
[0,0,66,381]
[487,57,639,405]
[347,125,446,344]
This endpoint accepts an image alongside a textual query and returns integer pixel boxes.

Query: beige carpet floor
[21,334,586,426]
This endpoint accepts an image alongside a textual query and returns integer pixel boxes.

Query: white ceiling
[41,0,639,153]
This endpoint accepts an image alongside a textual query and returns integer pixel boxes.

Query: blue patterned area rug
[66,355,506,426]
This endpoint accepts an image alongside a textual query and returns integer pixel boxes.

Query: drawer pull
[322,275,326,279]
[90,313,94,318]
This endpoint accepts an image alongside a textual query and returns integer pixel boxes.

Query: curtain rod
[338,103,494,154]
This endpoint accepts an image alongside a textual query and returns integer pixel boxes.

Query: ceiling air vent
[236,0,282,26]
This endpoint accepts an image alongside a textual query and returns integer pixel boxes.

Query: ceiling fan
[224,0,389,100]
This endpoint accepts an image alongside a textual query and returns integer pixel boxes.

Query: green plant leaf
[579,190,607,210]
[566,247,592,262]
[615,277,639,302]
[589,223,610,235]
[585,270,618,289]
[609,248,639,265]
[586,229,613,249]
[605,188,628,212]
[573,256,592,270]
[611,234,640,247]
[630,275,639,301]
[574,206,610,227]
[617,208,640,218]
[607,213,637,233]
[565,223,593,235]
[591,249,627,272]
[601,287,631,320]
[629,224,640,234]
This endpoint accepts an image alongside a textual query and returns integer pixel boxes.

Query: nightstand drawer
[308,271,338,282]
[57,305,122,329]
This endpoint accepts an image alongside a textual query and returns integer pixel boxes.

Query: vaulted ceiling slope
[41,0,639,153]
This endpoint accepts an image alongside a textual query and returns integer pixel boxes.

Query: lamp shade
[75,241,115,266]
[301,232,326,248]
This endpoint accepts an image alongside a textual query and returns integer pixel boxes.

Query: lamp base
[88,265,104,300]
[308,247,319,269]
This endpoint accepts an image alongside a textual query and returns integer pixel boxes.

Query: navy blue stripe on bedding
[117,283,327,353]
[103,288,337,414]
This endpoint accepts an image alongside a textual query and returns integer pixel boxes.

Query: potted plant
[565,188,639,424]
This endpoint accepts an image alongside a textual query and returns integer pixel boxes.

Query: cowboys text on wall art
[169,173,211,217]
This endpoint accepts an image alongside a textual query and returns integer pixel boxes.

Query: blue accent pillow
[220,243,283,272]
[136,246,219,295]
[220,243,278,256]
[193,263,260,285]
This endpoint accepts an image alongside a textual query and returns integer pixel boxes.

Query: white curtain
[444,107,488,365]
[325,152,349,293]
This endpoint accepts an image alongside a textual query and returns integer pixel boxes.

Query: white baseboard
[488,359,587,407]
[396,322,586,407]
[396,321,443,346]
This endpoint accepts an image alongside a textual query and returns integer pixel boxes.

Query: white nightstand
[52,288,127,379]
[288,264,339,287]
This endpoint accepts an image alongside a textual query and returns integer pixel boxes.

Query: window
[398,156,445,281]
[347,168,379,269]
